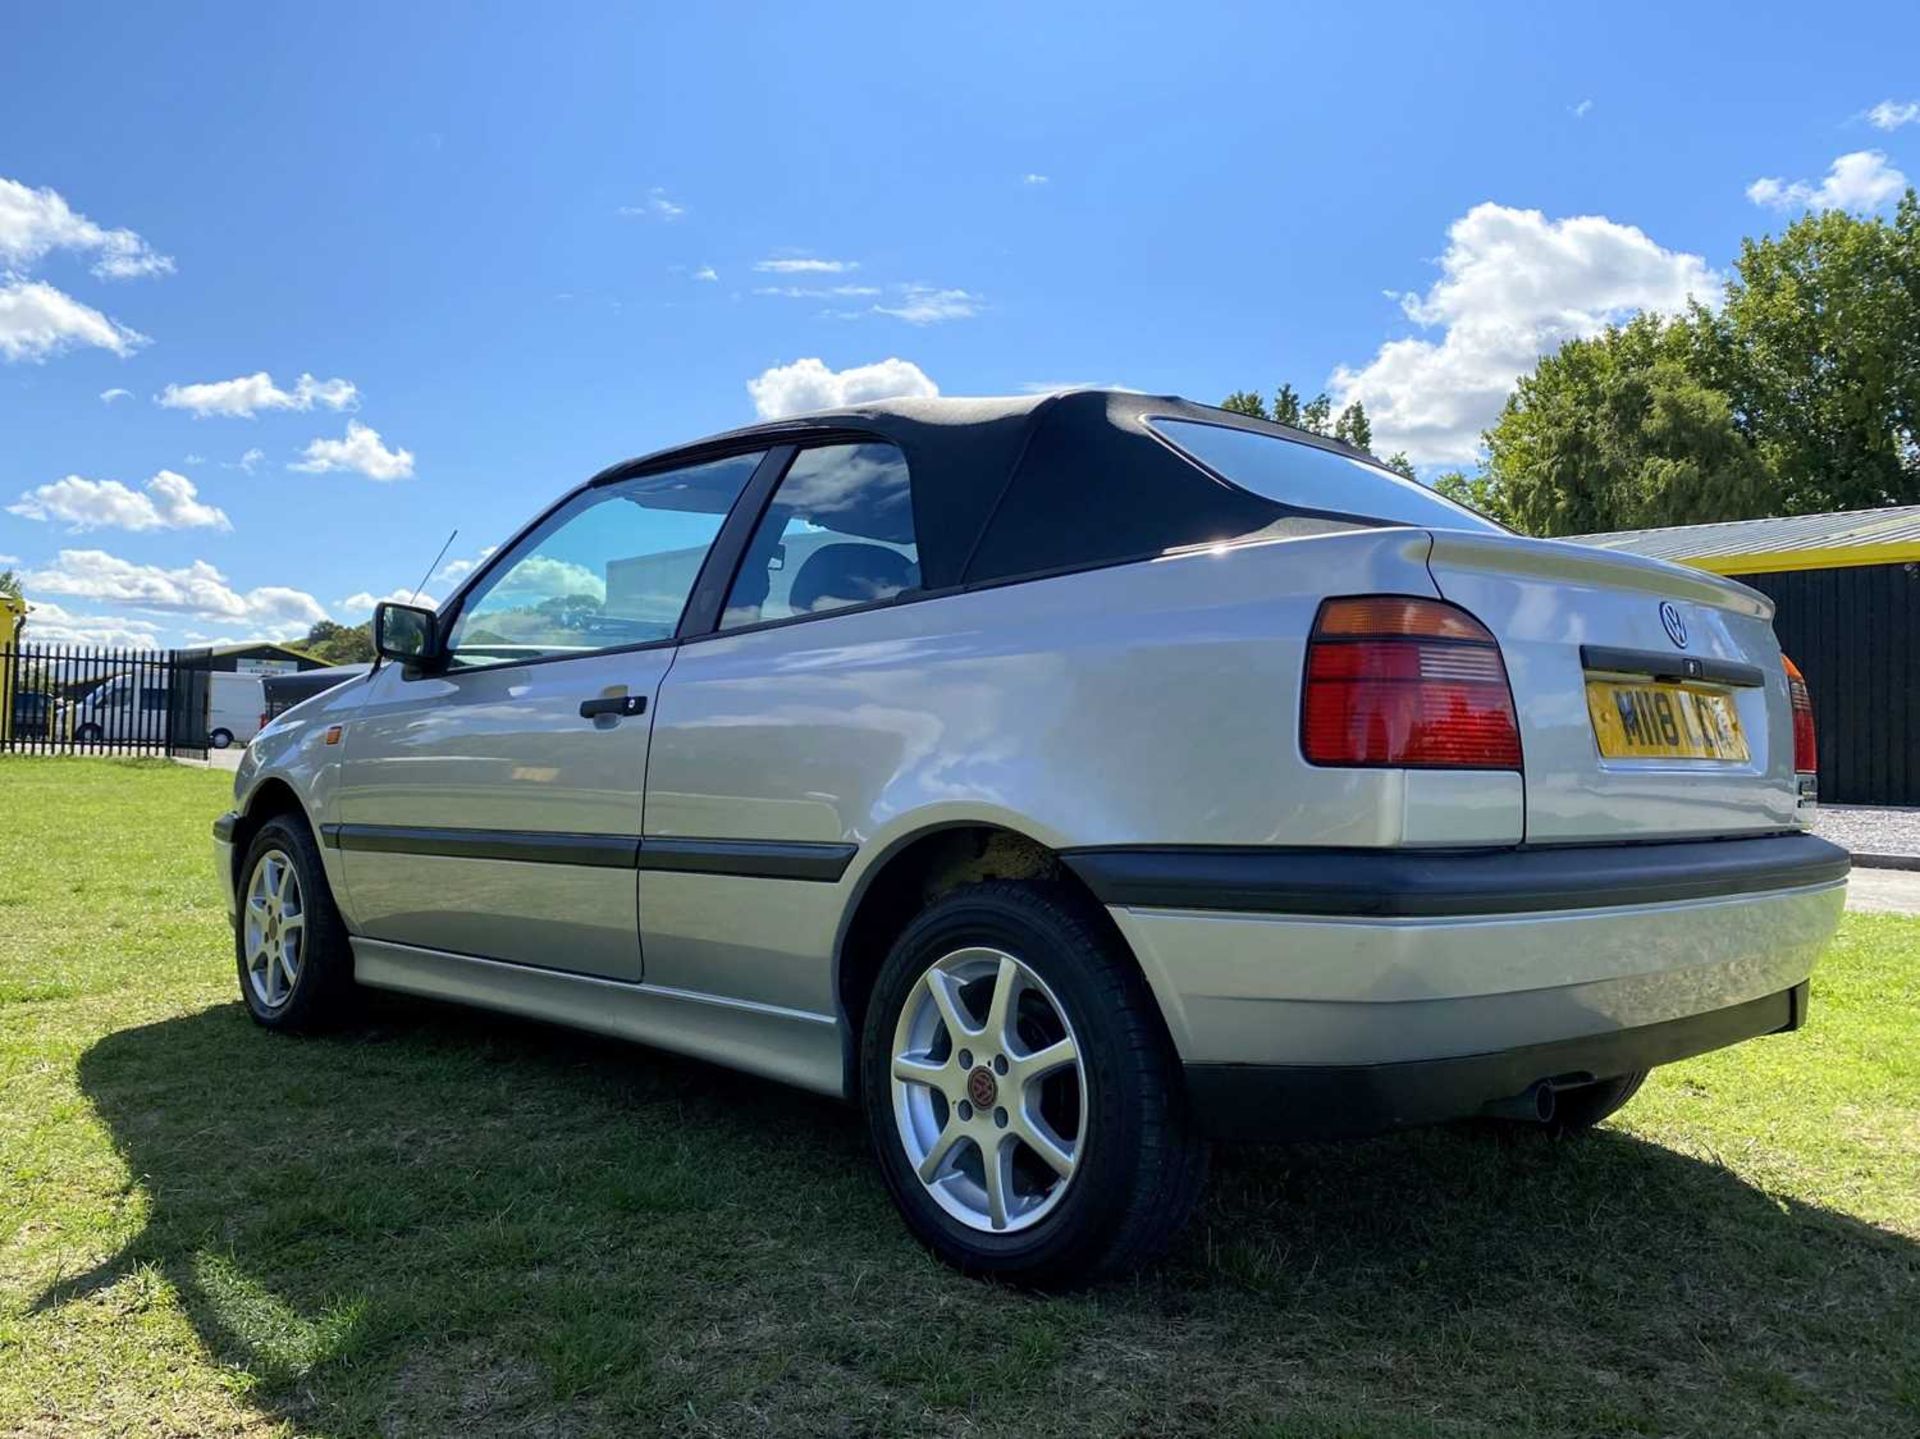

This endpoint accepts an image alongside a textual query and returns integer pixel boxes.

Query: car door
[639,440,924,1012]
[332,449,767,981]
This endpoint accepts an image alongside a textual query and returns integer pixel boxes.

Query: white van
[74,669,265,749]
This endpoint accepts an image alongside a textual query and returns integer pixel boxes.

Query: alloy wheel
[243,848,305,1009]
[890,946,1087,1233]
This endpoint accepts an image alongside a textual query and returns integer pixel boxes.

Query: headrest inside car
[789,543,917,613]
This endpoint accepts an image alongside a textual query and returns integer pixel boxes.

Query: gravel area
[1815,805,1920,859]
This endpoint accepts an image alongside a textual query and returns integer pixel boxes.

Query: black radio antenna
[412,529,457,605]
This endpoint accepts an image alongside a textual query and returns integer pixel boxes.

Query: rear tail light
[1783,655,1816,774]
[1303,596,1522,770]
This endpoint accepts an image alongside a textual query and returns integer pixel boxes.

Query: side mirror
[373,601,442,668]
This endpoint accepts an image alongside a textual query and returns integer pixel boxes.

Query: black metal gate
[1,643,215,759]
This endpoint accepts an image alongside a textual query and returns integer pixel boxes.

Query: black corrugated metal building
[1576,506,1920,805]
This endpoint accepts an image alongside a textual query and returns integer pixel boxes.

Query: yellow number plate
[1585,680,1749,762]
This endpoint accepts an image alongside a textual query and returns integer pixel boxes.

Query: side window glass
[445,451,762,667]
[720,443,919,630]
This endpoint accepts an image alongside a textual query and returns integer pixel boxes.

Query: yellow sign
[1586,679,1749,762]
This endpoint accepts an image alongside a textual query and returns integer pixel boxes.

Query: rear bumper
[1063,831,1850,917]
[1069,834,1848,1141]
[1186,982,1808,1141]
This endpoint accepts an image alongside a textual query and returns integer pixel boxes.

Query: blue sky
[3,1,1917,649]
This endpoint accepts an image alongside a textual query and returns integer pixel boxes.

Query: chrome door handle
[579,695,646,719]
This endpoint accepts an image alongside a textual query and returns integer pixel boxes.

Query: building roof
[1572,504,1920,575]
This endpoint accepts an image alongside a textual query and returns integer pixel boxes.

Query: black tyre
[235,815,356,1031]
[75,722,102,742]
[861,880,1207,1285]
[210,727,235,749]
[1547,1071,1648,1133]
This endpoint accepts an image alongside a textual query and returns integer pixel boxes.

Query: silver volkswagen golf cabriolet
[213,391,1847,1282]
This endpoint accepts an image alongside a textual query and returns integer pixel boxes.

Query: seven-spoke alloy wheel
[891,946,1086,1233]
[243,848,305,1010]
[862,881,1207,1286]
[234,814,355,1031]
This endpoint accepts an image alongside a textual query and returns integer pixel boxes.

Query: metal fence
[0,643,215,758]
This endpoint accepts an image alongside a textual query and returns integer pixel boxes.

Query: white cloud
[754,257,859,274]
[156,370,359,418]
[231,446,265,473]
[24,549,329,633]
[693,265,718,282]
[9,469,231,533]
[0,279,147,361]
[1330,202,1720,464]
[747,357,939,419]
[100,386,132,403]
[337,587,437,617]
[18,600,164,649]
[488,555,603,604]
[754,283,882,298]
[1866,100,1919,131]
[617,187,685,220]
[1746,150,1908,212]
[1023,173,1050,186]
[873,285,981,324]
[1571,99,1594,119]
[290,420,415,480]
[0,177,173,279]
[435,544,496,585]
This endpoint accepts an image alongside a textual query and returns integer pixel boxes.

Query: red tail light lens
[1303,597,1522,770]
[1783,655,1816,774]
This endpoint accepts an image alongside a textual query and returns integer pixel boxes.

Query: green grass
[1,757,1916,1438]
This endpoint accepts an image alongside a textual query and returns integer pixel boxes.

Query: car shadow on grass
[43,996,1920,1438]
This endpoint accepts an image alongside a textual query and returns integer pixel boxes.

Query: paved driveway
[1846,867,1920,914]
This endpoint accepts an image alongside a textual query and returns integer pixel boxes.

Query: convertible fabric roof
[604,390,1385,590]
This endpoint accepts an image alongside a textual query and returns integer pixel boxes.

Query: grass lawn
[1,757,1916,1437]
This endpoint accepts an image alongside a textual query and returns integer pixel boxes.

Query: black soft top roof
[599,390,1387,591]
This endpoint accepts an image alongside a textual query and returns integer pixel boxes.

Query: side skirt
[351,938,848,1099]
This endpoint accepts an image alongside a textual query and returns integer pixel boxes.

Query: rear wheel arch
[833,822,1151,1097]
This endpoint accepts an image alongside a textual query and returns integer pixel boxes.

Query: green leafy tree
[1333,401,1372,451]
[1220,389,1268,419]
[298,619,375,664]
[1382,452,1417,480]
[1300,392,1333,436]
[0,569,21,599]
[1480,313,1770,536]
[1692,191,1920,511]
[1432,469,1513,522]
[1271,384,1304,429]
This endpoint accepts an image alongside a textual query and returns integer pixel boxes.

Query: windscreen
[1150,418,1502,533]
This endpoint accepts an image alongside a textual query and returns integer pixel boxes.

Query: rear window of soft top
[1149,418,1503,534]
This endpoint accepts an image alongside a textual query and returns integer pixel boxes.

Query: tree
[0,569,20,600]
[1333,400,1372,451]
[1432,469,1513,522]
[1271,384,1303,429]
[1300,392,1333,436]
[1478,313,1770,536]
[1694,191,1920,511]
[298,619,375,664]
[1382,452,1417,480]
[1220,389,1268,420]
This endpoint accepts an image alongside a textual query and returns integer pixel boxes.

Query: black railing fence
[1,643,215,758]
